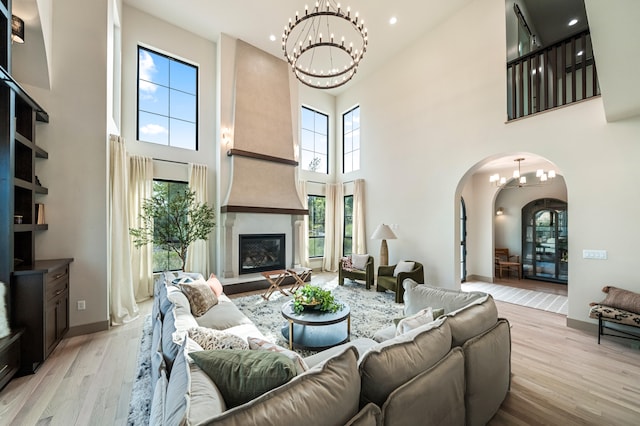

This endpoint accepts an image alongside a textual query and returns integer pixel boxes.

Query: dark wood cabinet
[522,198,568,284]
[12,259,72,373]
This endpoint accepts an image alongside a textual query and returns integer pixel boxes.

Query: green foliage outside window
[130,181,215,272]
[343,195,353,255]
[308,195,325,258]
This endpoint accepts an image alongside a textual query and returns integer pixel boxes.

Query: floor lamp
[371,223,397,266]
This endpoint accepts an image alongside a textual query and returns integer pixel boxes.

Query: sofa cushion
[164,338,227,425]
[359,317,451,407]
[248,336,308,375]
[187,326,249,350]
[149,367,167,426]
[381,347,465,426]
[190,349,296,408]
[463,319,511,426]
[393,261,415,277]
[180,280,218,316]
[345,402,381,426]
[204,346,361,426]
[395,307,433,336]
[161,307,181,372]
[352,253,369,270]
[446,295,498,347]
[195,299,254,330]
[303,338,378,368]
[403,280,486,316]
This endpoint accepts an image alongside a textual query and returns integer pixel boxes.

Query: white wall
[15,0,111,330]
[121,5,218,273]
[335,0,640,325]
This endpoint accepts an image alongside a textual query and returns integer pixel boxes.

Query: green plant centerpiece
[293,285,343,314]
[129,188,215,271]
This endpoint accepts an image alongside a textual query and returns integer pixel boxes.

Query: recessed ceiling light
[568,18,578,26]
[269,34,276,42]
[389,16,397,25]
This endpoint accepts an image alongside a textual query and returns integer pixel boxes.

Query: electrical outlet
[77,300,86,310]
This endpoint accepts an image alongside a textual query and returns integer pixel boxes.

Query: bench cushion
[589,304,640,327]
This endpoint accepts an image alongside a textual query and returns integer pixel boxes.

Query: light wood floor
[1,281,638,425]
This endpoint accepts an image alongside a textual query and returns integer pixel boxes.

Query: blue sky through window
[138,47,198,150]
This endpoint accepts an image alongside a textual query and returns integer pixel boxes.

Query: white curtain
[352,179,367,254]
[297,180,310,268]
[108,135,138,325]
[185,163,210,276]
[323,183,343,272]
[128,155,154,302]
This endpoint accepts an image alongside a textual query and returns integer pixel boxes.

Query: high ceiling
[123,0,476,93]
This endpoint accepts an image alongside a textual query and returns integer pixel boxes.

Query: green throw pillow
[393,308,445,326]
[190,349,296,408]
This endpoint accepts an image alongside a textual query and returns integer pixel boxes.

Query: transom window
[343,106,360,173]
[137,46,198,150]
[300,106,328,173]
[308,195,326,258]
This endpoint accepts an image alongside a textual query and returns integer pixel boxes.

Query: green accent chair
[339,255,375,290]
[377,261,425,303]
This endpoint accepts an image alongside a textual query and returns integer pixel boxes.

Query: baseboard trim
[566,317,596,333]
[67,320,109,337]
[466,274,492,283]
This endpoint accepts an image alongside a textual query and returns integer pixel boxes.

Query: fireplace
[239,233,286,275]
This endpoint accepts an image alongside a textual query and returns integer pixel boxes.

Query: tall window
[343,195,354,255]
[137,46,198,150]
[300,106,328,173]
[308,195,326,258]
[152,180,189,272]
[343,106,360,173]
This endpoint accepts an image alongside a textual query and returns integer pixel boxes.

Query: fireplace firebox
[239,234,286,275]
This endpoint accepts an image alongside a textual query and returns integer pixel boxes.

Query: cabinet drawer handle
[53,273,65,280]
[0,364,7,375]
[54,289,64,296]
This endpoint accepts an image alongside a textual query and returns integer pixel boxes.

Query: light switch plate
[583,249,607,260]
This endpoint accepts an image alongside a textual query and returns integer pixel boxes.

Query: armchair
[339,255,375,290]
[377,261,424,303]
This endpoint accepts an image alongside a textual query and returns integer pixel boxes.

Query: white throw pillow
[351,254,369,270]
[247,336,309,375]
[395,307,433,336]
[393,261,415,277]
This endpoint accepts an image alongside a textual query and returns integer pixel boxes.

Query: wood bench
[589,286,640,344]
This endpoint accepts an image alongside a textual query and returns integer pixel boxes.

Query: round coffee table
[281,299,350,350]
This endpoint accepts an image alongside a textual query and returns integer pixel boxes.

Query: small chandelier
[489,158,556,188]
[282,1,368,89]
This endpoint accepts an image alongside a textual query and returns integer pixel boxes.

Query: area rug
[232,278,404,355]
[127,314,152,426]
[461,281,568,315]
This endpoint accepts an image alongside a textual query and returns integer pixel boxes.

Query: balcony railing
[507,30,600,120]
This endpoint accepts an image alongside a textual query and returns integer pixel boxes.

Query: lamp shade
[11,15,24,44]
[371,223,397,240]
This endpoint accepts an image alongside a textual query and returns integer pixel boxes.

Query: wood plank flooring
[0,279,638,425]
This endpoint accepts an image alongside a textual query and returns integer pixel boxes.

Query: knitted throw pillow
[187,326,248,351]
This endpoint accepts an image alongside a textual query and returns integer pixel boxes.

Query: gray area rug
[233,278,404,355]
[128,314,152,426]
[461,281,568,315]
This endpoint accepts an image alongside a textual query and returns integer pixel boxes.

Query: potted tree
[129,187,215,271]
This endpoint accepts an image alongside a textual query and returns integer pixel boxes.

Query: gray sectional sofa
[150,273,510,426]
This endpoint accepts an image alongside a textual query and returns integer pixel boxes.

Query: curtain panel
[352,179,367,254]
[128,155,154,302]
[322,183,344,272]
[108,135,138,325]
[185,163,210,276]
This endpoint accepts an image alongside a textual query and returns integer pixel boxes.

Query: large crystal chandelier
[489,158,556,189]
[282,1,368,89]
